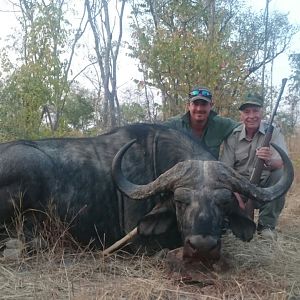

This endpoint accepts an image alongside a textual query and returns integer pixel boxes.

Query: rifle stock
[245,78,287,220]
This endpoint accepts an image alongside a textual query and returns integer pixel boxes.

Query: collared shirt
[163,111,238,159]
[220,121,288,179]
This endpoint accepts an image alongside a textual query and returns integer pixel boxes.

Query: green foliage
[289,54,300,93]
[0,0,297,140]
[279,53,300,135]
[129,0,297,119]
[0,0,75,139]
[276,111,295,136]
[63,89,95,132]
[120,101,147,124]
[0,63,44,139]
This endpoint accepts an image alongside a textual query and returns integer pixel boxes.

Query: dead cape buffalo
[0,123,293,259]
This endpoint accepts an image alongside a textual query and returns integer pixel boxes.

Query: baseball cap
[239,93,264,111]
[188,87,212,103]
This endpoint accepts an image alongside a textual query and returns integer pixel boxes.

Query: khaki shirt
[220,121,288,179]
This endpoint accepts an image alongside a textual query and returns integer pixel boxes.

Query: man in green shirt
[164,86,238,159]
[221,93,288,240]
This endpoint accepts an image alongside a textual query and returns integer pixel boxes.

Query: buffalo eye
[213,189,233,209]
[174,188,192,205]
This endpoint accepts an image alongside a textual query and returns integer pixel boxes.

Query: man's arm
[220,135,236,168]
[220,133,250,212]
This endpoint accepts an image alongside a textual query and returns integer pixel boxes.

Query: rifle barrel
[246,78,288,220]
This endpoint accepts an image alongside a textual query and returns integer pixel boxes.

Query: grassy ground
[0,138,300,299]
[1,209,300,299]
[0,189,299,299]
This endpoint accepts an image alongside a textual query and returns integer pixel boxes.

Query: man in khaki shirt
[221,93,288,239]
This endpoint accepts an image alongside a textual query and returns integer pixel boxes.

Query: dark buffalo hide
[0,123,293,260]
[0,124,213,249]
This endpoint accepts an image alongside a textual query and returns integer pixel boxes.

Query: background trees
[282,54,300,134]
[0,0,299,139]
[85,0,126,129]
[0,0,87,138]
[129,0,297,119]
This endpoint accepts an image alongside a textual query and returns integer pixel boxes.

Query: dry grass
[0,136,300,299]
[0,193,299,299]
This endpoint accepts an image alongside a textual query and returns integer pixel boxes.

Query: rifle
[245,78,288,220]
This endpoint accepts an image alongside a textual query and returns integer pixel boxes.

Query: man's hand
[256,146,283,170]
[256,146,272,162]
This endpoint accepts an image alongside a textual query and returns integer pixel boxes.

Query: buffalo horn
[112,139,184,199]
[219,143,294,202]
[112,140,294,203]
[102,227,138,256]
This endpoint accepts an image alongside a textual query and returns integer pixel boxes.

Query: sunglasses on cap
[189,88,212,99]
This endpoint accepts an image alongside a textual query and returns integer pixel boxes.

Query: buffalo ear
[137,207,177,236]
[228,213,256,242]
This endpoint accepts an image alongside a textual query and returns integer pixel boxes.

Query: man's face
[240,105,263,130]
[188,100,212,123]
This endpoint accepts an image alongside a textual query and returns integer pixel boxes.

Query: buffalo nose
[186,235,220,253]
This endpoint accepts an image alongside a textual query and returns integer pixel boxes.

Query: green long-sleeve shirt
[164,111,238,159]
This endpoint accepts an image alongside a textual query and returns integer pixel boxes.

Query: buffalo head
[112,140,294,261]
